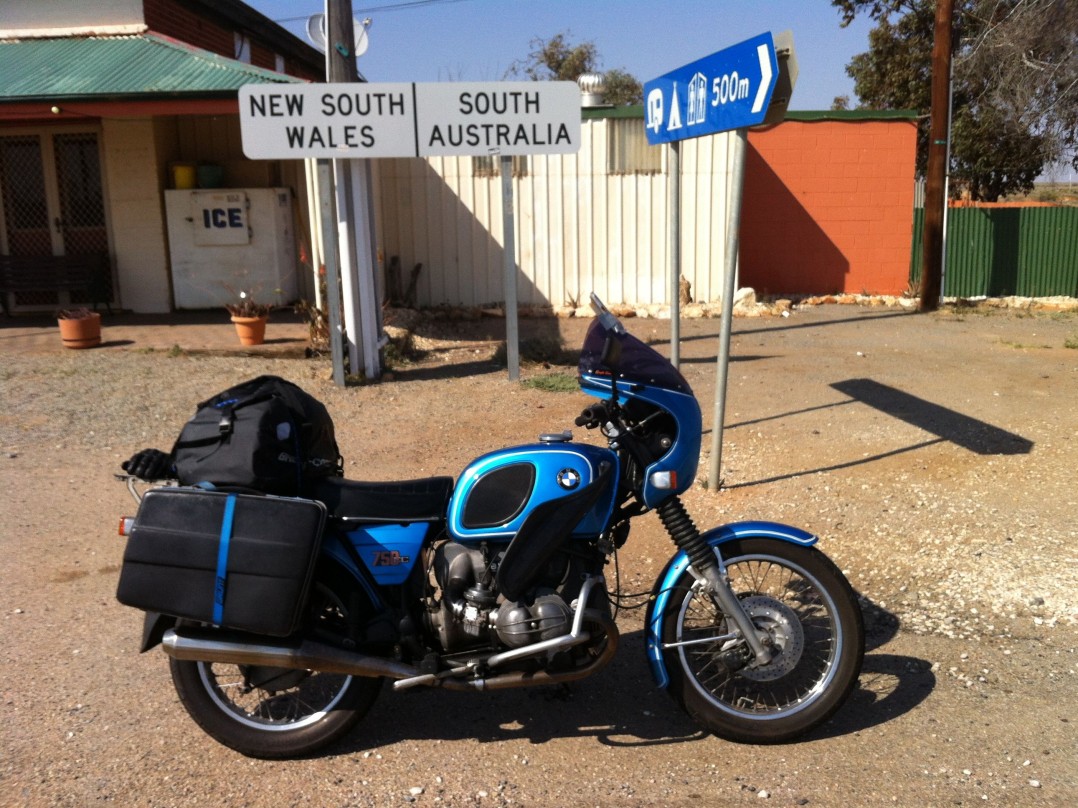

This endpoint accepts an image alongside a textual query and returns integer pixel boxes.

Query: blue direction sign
[644,32,778,145]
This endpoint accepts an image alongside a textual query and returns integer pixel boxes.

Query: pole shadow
[725,378,1033,489]
[829,378,1033,455]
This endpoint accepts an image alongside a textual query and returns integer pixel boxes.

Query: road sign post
[315,159,346,387]
[643,32,796,489]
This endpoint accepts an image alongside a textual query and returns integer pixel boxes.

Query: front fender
[643,521,817,689]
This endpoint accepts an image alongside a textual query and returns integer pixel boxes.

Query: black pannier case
[117,488,326,636]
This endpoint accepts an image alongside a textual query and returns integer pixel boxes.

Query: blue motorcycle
[117,293,864,758]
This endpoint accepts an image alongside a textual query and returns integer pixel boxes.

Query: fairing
[579,318,693,394]
[577,314,701,506]
[578,374,701,507]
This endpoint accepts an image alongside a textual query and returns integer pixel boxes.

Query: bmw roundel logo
[556,468,581,490]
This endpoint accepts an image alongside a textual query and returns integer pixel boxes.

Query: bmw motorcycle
[116,293,864,758]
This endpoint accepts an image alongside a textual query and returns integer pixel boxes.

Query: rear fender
[140,611,177,652]
[319,530,388,611]
[643,521,817,688]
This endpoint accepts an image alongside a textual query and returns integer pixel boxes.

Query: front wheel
[659,538,864,743]
[169,567,382,758]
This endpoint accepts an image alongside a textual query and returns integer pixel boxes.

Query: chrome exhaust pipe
[162,607,618,693]
[450,611,620,691]
[393,610,620,692]
[161,628,419,680]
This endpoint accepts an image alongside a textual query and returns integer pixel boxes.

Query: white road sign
[239,81,581,160]
[414,82,580,157]
[239,83,415,159]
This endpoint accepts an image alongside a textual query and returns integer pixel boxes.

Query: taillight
[118,516,135,536]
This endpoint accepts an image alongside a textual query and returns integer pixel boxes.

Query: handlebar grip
[575,404,609,427]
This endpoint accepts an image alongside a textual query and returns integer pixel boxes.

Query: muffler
[161,627,418,680]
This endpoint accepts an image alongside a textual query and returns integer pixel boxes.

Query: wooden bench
[0,253,112,315]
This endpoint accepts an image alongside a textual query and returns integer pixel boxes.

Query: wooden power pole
[920,0,955,312]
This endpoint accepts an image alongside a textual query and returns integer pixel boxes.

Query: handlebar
[575,403,611,429]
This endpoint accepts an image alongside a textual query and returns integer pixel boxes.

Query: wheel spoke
[674,552,843,718]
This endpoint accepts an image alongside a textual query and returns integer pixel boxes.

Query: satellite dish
[305,14,370,57]
[354,21,370,57]
[305,14,326,52]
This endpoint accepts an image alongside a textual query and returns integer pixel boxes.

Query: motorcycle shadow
[807,593,935,742]
[330,609,934,755]
[806,651,936,741]
[335,630,707,754]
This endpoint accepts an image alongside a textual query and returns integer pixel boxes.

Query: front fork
[656,497,773,666]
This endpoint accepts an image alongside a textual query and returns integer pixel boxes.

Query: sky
[244,0,877,112]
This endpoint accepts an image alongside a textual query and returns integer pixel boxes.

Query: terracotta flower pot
[231,314,268,346]
[58,311,102,349]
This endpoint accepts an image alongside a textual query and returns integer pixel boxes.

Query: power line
[273,0,476,23]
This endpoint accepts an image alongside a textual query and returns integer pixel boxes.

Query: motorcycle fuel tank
[448,440,618,543]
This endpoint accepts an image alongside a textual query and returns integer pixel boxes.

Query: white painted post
[501,154,520,382]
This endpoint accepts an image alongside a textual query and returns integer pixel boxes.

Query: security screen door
[0,129,110,310]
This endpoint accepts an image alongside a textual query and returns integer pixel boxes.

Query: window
[234,33,251,64]
[472,155,529,178]
[607,118,662,175]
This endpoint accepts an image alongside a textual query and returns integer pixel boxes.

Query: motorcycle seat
[307,475,454,523]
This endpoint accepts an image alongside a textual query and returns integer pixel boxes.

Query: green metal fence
[910,207,1078,298]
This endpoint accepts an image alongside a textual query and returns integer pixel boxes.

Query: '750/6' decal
[372,551,409,567]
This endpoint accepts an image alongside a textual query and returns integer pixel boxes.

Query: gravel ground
[1,302,1076,806]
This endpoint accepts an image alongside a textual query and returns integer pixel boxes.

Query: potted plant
[225,291,273,346]
[57,307,102,349]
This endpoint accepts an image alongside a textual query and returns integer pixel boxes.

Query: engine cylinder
[494,602,535,648]
[532,594,572,641]
[493,594,571,648]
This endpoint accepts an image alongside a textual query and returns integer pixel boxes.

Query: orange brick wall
[741,120,917,296]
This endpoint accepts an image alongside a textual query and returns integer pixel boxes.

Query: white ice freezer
[165,188,297,310]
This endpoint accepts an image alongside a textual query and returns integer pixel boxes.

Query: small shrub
[523,373,578,393]
[382,335,417,367]
[1065,335,1078,350]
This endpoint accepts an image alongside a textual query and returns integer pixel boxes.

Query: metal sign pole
[669,140,681,368]
[500,154,520,381]
[316,158,346,387]
[707,128,747,489]
[642,31,795,492]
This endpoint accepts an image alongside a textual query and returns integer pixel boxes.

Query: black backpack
[172,376,342,496]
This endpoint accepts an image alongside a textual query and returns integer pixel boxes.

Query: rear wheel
[169,568,381,758]
[659,538,864,743]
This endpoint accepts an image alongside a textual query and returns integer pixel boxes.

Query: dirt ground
[1,301,1076,806]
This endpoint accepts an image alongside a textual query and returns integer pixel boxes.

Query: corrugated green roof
[0,34,303,102]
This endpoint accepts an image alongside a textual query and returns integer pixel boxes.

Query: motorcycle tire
[169,565,382,759]
[658,538,864,744]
